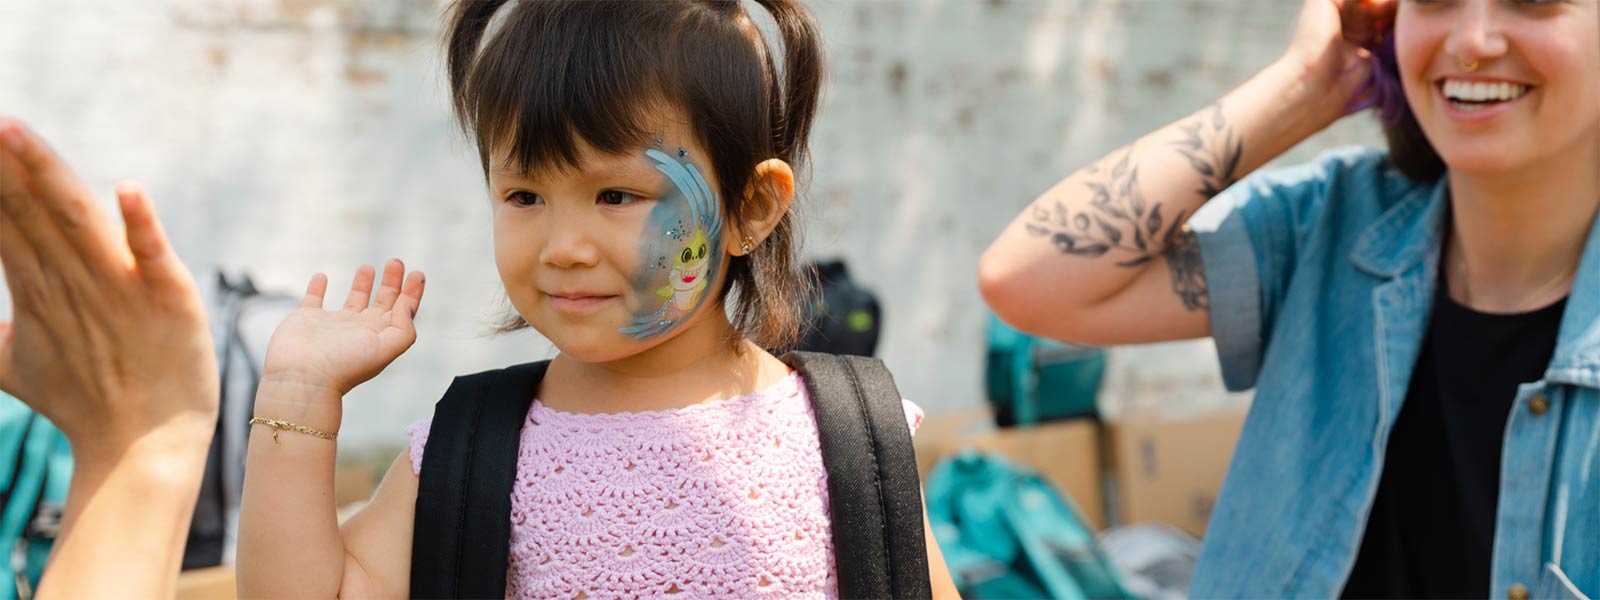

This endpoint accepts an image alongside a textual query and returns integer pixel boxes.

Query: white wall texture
[0,0,1385,451]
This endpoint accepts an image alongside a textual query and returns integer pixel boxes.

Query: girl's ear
[729,159,794,256]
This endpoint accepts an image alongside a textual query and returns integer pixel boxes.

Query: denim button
[1507,583,1529,600]
[1528,394,1550,416]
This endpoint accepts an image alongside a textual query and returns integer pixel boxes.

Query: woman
[980,0,1598,597]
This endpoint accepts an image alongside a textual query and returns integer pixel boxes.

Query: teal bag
[0,393,72,600]
[986,313,1106,427]
[926,451,1130,600]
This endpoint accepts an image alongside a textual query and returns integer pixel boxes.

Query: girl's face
[488,122,733,362]
[1396,0,1600,174]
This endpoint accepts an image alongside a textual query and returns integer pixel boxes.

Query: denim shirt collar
[1348,177,1600,388]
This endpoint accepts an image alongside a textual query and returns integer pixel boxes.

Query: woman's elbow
[978,247,1049,336]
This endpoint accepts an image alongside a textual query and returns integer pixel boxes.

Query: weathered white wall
[0,0,1384,450]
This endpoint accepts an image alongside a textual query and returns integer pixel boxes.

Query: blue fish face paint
[619,149,724,339]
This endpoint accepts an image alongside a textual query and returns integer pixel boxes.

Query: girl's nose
[539,221,601,269]
[1445,0,1509,68]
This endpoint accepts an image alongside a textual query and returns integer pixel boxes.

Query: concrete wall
[0,0,1385,450]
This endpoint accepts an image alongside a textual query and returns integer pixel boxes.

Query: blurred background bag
[185,272,299,569]
[0,393,71,600]
[796,260,882,357]
[925,451,1131,600]
[986,313,1106,426]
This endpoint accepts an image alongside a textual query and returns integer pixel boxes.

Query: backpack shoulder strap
[410,361,548,599]
[782,351,932,600]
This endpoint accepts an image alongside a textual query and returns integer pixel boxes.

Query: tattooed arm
[979,0,1393,345]
[979,65,1338,344]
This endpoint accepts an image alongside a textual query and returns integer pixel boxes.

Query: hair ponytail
[750,0,822,170]
[445,0,515,158]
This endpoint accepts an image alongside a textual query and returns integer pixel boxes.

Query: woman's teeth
[1442,79,1530,111]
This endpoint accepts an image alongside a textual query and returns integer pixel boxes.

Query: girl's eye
[680,248,694,263]
[598,190,641,206]
[506,191,543,207]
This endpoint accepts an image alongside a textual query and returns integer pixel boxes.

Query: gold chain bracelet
[249,417,337,445]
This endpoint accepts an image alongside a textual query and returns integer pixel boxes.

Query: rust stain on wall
[344,66,387,86]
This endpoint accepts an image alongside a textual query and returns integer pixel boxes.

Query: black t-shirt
[1341,281,1567,599]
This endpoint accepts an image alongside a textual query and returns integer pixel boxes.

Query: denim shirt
[1186,147,1600,599]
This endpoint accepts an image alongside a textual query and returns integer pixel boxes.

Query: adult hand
[0,116,218,463]
[1282,0,1400,110]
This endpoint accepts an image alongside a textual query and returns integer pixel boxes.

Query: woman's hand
[0,117,218,461]
[0,116,222,599]
[1282,0,1400,110]
[261,260,426,399]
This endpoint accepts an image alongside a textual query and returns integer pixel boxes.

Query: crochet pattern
[406,372,924,599]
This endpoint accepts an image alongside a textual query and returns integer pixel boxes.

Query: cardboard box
[913,408,993,477]
[334,461,379,508]
[1104,410,1246,537]
[920,415,1106,530]
[177,566,236,600]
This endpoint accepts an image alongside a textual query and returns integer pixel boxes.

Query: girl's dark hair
[444,0,823,350]
[1366,34,1446,183]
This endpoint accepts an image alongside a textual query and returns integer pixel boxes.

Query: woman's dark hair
[1367,35,1447,183]
[444,0,823,350]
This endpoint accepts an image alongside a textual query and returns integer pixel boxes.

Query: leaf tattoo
[1023,103,1240,313]
[1162,213,1209,311]
[1025,146,1166,267]
[1173,104,1243,199]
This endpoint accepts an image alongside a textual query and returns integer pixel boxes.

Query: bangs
[450,1,745,177]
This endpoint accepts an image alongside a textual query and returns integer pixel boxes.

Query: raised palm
[263,259,426,395]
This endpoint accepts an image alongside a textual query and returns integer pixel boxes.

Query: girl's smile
[544,292,620,315]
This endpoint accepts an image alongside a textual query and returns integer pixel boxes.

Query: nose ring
[1459,58,1479,72]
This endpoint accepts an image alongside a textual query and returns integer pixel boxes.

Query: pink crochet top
[405,372,923,599]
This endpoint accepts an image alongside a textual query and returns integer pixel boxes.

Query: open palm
[263,259,426,395]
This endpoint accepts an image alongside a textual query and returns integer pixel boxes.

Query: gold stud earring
[741,237,754,254]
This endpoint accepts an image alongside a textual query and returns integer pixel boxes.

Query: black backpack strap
[782,351,932,600]
[410,361,548,599]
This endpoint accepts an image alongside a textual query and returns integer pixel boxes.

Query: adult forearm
[235,380,347,599]
[39,430,211,600]
[981,59,1346,323]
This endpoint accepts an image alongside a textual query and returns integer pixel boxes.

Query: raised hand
[0,116,222,599]
[1283,0,1400,107]
[0,116,218,457]
[261,259,426,397]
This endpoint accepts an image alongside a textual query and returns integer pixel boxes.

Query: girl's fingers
[301,273,329,309]
[390,270,426,328]
[372,259,405,311]
[116,182,180,284]
[342,264,377,311]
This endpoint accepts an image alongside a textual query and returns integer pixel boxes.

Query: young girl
[235,0,957,598]
[982,0,1598,597]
